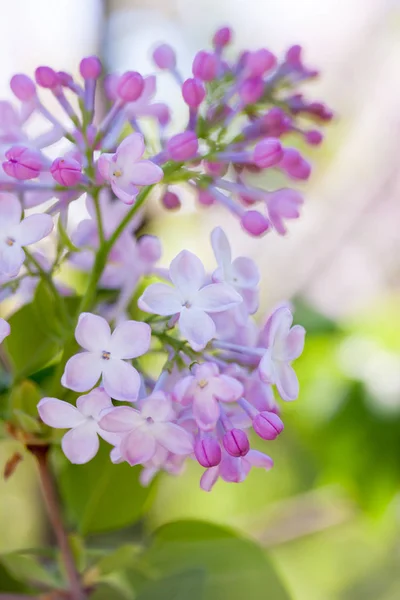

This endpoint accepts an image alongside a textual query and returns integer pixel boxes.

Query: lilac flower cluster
[0,27,331,490]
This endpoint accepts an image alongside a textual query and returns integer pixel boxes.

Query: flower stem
[27,445,85,600]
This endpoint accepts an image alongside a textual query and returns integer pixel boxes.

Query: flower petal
[194,283,242,313]
[99,405,143,432]
[232,257,259,289]
[61,422,99,464]
[111,180,137,205]
[179,307,216,351]
[102,358,141,401]
[263,306,293,348]
[38,397,85,428]
[0,243,25,277]
[211,227,232,271]
[75,313,111,352]
[281,325,305,361]
[212,374,243,402]
[258,349,276,384]
[246,449,274,470]
[0,317,10,343]
[153,422,193,454]
[172,375,194,403]
[116,132,145,165]
[169,250,205,299]
[61,352,102,392]
[15,214,53,246]
[275,362,299,401]
[120,428,156,466]
[141,392,175,422]
[193,395,220,431]
[110,320,151,359]
[138,282,182,315]
[128,160,164,185]
[0,194,21,229]
[97,153,113,180]
[200,466,219,491]
[76,387,113,420]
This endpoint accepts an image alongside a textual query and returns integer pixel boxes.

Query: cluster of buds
[0,26,331,490]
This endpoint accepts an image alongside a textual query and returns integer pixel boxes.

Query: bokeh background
[1,1,400,598]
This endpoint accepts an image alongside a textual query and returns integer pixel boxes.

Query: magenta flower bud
[286,45,302,67]
[35,66,60,89]
[241,211,270,236]
[182,78,206,108]
[195,437,221,468]
[3,146,42,180]
[153,44,176,70]
[204,161,228,177]
[167,131,198,161]
[305,130,323,145]
[57,71,74,87]
[253,411,284,441]
[253,138,283,168]
[50,157,82,186]
[162,191,181,210]
[223,429,250,457]
[80,56,102,80]
[198,190,215,206]
[280,148,311,180]
[157,105,171,127]
[213,26,232,49]
[117,71,144,102]
[10,74,36,101]
[239,77,264,105]
[192,51,218,82]
[245,49,276,77]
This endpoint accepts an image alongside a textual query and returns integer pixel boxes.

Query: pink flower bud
[253,411,284,440]
[279,148,311,180]
[253,138,283,168]
[198,190,215,206]
[167,131,198,161]
[305,130,323,145]
[104,74,119,101]
[213,26,232,49]
[138,235,162,262]
[223,429,249,457]
[286,45,302,67]
[195,437,221,468]
[57,71,74,87]
[162,190,181,210]
[204,161,228,177]
[10,74,36,101]
[80,56,102,80]
[245,49,276,77]
[50,157,82,186]
[308,101,333,121]
[262,108,291,136]
[3,146,42,180]
[157,104,171,127]
[35,66,60,89]
[153,44,176,70]
[192,51,218,81]
[241,211,270,236]
[239,77,265,105]
[117,71,144,102]
[182,78,206,107]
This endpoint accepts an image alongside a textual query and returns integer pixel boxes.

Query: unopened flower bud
[117,71,144,102]
[3,146,42,180]
[253,138,283,168]
[253,411,284,440]
[279,148,311,180]
[50,157,82,186]
[204,161,227,177]
[286,45,302,67]
[192,51,218,81]
[239,77,264,104]
[241,211,270,236]
[10,74,36,101]
[153,44,176,70]
[80,56,102,80]
[195,437,221,468]
[305,130,323,145]
[182,78,206,108]
[213,26,232,49]
[35,66,60,89]
[245,49,276,77]
[162,191,181,210]
[223,429,249,457]
[198,190,215,206]
[167,131,198,161]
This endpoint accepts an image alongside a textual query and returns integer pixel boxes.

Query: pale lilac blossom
[0,317,10,343]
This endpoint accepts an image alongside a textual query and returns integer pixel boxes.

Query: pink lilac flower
[99,391,193,466]
[173,362,243,431]
[265,188,303,235]
[0,317,10,343]
[97,133,163,204]
[0,195,53,277]
[258,306,305,401]
[62,313,151,401]
[2,146,43,180]
[38,388,119,464]
[200,448,273,491]
[138,249,242,350]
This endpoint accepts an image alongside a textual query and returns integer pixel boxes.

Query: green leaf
[12,409,42,433]
[0,552,59,588]
[9,380,43,432]
[136,569,205,600]
[144,520,291,600]
[57,217,80,252]
[58,441,156,536]
[0,561,29,593]
[95,545,141,576]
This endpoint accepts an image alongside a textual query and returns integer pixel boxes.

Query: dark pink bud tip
[117,71,144,102]
[241,211,270,237]
[239,77,264,105]
[253,138,283,168]
[50,157,82,186]
[198,190,215,206]
[153,44,176,70]
[80,56,102,80]
[10,74,36,101]
[182,78,206,108]
[223,429,250,457]
[195,437,221,468]
[245,49,276,77]
[213,26,232,49]
[305,130,323,145]
[253,411,284,441]
[166,131,198,161]
[192,51,218,82]
[35,66,60,89]
[3,146,42,180]
[162,191,181,210]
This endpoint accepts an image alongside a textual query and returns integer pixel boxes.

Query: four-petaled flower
[62,312,151,401]
[0,195,53,277]
[98,132,163,205]
[0,317,10,343]
[38,388,119,464]
[258,306,305,401]
[138,250,242,350]
[99,391,194,466]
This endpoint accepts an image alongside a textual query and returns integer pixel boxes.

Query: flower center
[198,378,208,389]
[146,416,154,424]
[101,350,111,360]
[183,301,192,308]
[5,237,15,247]
[112,169,123,178]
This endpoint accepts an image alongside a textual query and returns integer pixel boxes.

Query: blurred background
[1,0,400,598]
